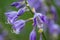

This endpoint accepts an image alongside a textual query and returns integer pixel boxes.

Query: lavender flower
[29,29,36,40]
[5,11,18,24]
[12,20,25,34]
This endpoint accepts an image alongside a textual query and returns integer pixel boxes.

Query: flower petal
[5,11,18,24]
[12,20,25,34]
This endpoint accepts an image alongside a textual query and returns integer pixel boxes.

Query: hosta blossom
[12,20,26,34]
[29,29,36,40]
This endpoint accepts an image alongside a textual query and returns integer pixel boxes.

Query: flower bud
[29,29,36,40]
[11,2,25,9]
[17,7,26,16]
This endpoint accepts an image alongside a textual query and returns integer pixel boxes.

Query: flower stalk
[4,0,60,40]
[25,0,34,14]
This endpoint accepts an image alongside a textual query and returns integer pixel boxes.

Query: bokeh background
[0,0,60,40]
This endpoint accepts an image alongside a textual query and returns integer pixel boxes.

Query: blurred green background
[0,0,60,40]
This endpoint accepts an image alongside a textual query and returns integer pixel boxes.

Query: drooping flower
[33,13,48,27]
[12,20,25,34]
[29,29,36,40]
[5,11,18,24]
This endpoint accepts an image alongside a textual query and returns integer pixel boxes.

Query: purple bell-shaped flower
[33,13,48,27]
[5,11,18,24]
[12,20,25,34]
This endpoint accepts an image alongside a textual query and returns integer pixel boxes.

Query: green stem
[25,0,34,14]
[25,18,33,22]
[42,32,47,40]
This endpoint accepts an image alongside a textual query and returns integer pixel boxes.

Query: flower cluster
[5,0,60,40]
